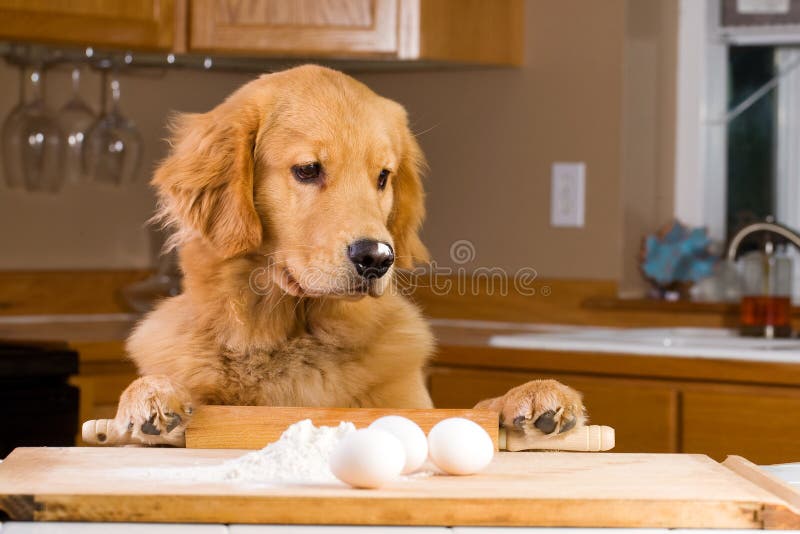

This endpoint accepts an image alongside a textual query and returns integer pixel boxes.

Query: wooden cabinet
[428,363,800,463]
[683,388,800,464]
[190,0,523,64]
[0,0,179,50]
[429,367,679,453]
[0,0,523,65]
[191,0,400,57]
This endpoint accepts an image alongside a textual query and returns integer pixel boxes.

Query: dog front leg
[92,375,196,446]
[475,379,586,436]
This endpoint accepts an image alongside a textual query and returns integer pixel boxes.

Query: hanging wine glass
[12,64,65,193]
[1,63,27,189]
[57,66,95,184]
[84,70,142,186]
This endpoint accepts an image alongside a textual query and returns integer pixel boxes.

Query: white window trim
[674,0,728,242]
[775,48,800,301]
[776,48,800,228]
[675,2,800,301]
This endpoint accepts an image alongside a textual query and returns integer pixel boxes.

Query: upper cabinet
[0,0,523,66]
[0,0,179,50]
[190,0,524,65]
[191,0,400,57]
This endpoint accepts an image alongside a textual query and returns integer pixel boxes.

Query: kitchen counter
[0,314,800,534]
[4,315,800,462]
[424,320,800,464]
[490,325,800,363]
[4,314,800,386]
[430,318,800,387]
[0,313,138,343]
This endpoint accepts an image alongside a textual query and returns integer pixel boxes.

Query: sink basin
[489,327,800,363]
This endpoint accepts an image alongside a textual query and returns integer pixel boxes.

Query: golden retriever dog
[108,65,585,446]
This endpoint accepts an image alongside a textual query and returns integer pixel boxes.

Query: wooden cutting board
[1,448,799,528]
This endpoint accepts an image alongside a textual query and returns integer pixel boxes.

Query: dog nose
[348,239,394,279]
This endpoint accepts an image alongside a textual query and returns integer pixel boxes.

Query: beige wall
[0,66,253,269]
[361,0,627,279]
[0,0,674,284]
[618,0,679,297]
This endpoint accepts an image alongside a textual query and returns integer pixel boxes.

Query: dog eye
[377,169,390,190]
[292,163,322,183]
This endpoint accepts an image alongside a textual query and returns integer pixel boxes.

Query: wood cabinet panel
[213,0,375,27]
[0,0,177,50]
[190,0,398,56]
[418,0,523,64]
[683,389,800,464]
[428,367,679,453]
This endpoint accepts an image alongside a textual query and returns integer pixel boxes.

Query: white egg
[329,428,406,488]
[369,415,428,474]
[427,417,495,475]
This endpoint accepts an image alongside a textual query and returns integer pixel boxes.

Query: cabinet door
[683,389,800,464]
[429,367,679,453]
[190,0,399,56]
[0,0,177,50]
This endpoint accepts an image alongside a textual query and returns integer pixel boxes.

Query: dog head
[153,65,428,299]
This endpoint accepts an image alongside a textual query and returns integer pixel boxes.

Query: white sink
[489,327,800,363]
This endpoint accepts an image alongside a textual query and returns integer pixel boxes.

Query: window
[676,0,800,299]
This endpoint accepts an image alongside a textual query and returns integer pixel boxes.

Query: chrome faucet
[727,217,800,261]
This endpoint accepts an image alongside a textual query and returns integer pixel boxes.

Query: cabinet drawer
[190,0,399,56]
[429,367,678,453]
[683,389,800,464]
[0,0,177,50]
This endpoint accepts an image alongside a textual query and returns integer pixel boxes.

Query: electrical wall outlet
[550,162,585,228]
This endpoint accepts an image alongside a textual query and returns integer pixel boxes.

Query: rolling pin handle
[82,419,118,446]
[501,425,616,452]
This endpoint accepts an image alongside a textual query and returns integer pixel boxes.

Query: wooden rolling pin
[500,424,615,452]
[82,406,615,452]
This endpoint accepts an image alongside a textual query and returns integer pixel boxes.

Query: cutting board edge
[723,455,800,529]
[0,494,773,528]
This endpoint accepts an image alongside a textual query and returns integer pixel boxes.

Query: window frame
[674,0,728,242]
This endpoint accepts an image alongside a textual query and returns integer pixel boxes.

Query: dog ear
[389,127,429,269]
[152,89,263,259]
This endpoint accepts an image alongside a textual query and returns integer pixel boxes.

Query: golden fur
[112,65,584,446]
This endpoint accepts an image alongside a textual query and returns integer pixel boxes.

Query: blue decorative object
[640,221,718,291]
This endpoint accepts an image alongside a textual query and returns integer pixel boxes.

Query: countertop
[2,314,798,362]
[4,315,800,386]
[0,313,139,344]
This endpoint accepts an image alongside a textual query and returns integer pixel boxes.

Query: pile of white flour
[119,419,356,485]
[220,419,356,484]
[116,418,433,485]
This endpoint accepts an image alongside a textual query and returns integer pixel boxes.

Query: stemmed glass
[58,67,95,184]
[84,70,142,186]
[1,63,27,189]
[6,64,65,193]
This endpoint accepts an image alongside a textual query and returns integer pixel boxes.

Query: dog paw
[113,375,194,446]
[479,379,586,436]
